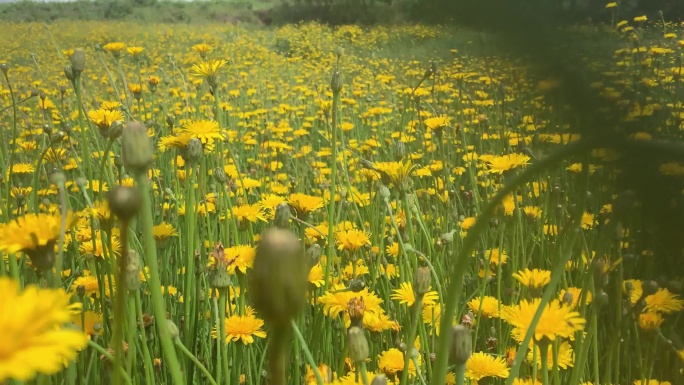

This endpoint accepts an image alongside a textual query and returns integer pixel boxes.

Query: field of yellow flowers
[0,15,683,385]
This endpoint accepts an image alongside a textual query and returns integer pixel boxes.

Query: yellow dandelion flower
[289,193,325,217]
[512,268,552,289]
[378,348,419,377]
[212,314,266,345]
[335,228,371,252]
[486,153,531,174]
[468,296,501,318]
[502,299,586,342]
[183,120,224,146]
[391,281,439,307]
[645,288,684,314]
[465,352,510,381]
[152,222,178,241]
[0,277,89,382]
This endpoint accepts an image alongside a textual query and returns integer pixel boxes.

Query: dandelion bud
[450,324,472,365]
[394,140,406,160]
[306,244,322,268]
[562,291,574,307]
[330,71,342,93]
[658,10,664,18]
[208,243,231,289]
[167,319,180,340]
[378,185,391,202]
[185,138,203,164]
[121,121,153,174]
[642,280,659,297]
[166,114,175,129]
[347,279,366,293]
[213,167,227,184]
[125,249,141,290]
[64,65,75,81]
[49,171,66,187]
[347,326,369,362]
[274,203,292,229]
[413,266,431,296]
[108,120,124,140]
[250,228,307,326]
[334,46,344,59]
[0,62,8,75]
[431,61,438,74]
[76,285,86,298]
[114,155,123,170]
[69,49,86,74]
[371,374,388,385]
[596,290,609,307]
[107,186,142,222]
[441,230,455,244]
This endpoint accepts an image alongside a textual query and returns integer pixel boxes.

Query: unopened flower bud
[121,121,153,174]
[371,374,388,385]
[69,49,86,74]
[64,65,75,81]
[394,140,406,160]
[347,279,366,293]
[126,250,141,290]
[306,244,322,268]
[250,228,307,326]
[378,185,391,202]
[562,291,574,307]
[347,326,369,362]
[642,280,659,297]
[208,243,231,289]
[213,167,227,184]
[185,138,203,163]
[107,186,142,222]
[334,46,344,59]
[167,319,180,339]
[108,120,124,140]
[413,266,431,296]
[274,203,292,228]
[330,71,342,93]
[0,62,8,75]
[450,324,472,365]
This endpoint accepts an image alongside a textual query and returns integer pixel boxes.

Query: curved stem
[291,319,324,385]
[175,338,219,385]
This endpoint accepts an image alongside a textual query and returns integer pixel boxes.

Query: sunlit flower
[465,352,510,381]
[335,228,371,252]
[0,277,89,381]
[378,348,419,377]
[468,296,501,318]
[391,281,439,307]
[486,153,531,174]
[213,314,266,345]
[512,268,551,289]
[501,299,586,342]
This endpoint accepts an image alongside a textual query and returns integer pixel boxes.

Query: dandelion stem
[133,172,185,385]
[175,338,219,385]
[291,319,324,385]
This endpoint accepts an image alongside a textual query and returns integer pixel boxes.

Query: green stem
[401,295,423,385]
[87,339,133,385]
[291,319,324,385]
[324,76,341,290]
[175,338,219,385]
[133,172,185,385]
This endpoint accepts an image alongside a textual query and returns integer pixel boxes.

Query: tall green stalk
[133,173,185,385]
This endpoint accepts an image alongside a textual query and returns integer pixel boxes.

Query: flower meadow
[1,13,684,385]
